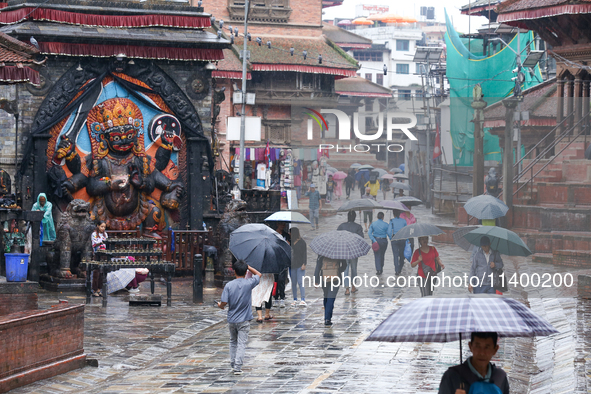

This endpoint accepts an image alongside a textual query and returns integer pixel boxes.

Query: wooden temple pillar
[566,77,575,132]
[583,79,590,134]
[574,74,583,135]
[557,77,565,137]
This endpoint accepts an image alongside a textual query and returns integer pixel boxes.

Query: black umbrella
[337,198,382,212]
[452,226,481,252]
[393,196,423,207]
[229,224,291,273]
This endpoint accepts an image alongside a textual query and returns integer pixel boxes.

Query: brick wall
[203,0,323,37]
[578,275,591,299]
[0,303,86,393]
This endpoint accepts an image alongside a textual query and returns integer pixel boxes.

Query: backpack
[369,171,378,183]
[322,258,340,279]
[451,362,505,394]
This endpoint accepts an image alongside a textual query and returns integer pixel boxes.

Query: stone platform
[38,274,86,293]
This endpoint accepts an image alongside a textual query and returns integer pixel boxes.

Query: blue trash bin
[5,253,29,282]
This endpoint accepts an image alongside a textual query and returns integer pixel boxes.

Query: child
[91,221,108,297]
[326,175,334,203]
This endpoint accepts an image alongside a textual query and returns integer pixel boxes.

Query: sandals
[264,315,274,321]
[256,318,263,323]
[345,288,350,295]
[92,291,102,297]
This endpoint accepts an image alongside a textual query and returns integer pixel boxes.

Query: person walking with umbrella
[410,236,445,297]
[387,210,407,276]
[337,210,364,295]
[368,211,389,275]
[273,222,290,308]
[217,260,262,375]
[314,254,347,326]
[438,332,509,394]
[305,184,322,231]
[345,170,355,199]
[310,230,370,326]
[469,236,503,294]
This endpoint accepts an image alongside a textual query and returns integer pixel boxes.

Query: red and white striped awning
[498,4,591,24]
[212,71,252,80]
[0,65,39,86]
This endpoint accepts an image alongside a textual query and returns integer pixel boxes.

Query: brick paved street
[9,196,591,393]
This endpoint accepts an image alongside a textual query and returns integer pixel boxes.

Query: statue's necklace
[105,154,134,166]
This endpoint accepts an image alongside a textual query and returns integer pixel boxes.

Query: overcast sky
[322,0,490,34]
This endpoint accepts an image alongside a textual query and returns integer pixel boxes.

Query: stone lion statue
[214,199,250,282]
[52,199,96,278]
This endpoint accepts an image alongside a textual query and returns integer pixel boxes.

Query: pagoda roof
[335,76,393,97]
[322,24,372,49]
[497,0,591,28]
[0,31,40,84]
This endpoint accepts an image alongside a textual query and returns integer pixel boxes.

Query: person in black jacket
[290,228,307,306]
[345,171,355,199]
[438,332,509,394]
[314,255,347,326]
[337,211,364,295]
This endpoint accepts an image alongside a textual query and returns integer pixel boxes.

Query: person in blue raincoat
[32,193,56,242]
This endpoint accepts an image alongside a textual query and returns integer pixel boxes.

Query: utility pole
[471,84,487,197]
[238,0,249,189]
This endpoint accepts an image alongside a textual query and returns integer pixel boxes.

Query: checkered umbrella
[106,268,136,294]
[367,295,558,362]
[310,230,370,259]
[464,194,509,220]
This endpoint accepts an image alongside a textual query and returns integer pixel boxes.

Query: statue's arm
[86,159,111,196]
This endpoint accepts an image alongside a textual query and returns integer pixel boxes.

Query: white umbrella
[264,211,311,224]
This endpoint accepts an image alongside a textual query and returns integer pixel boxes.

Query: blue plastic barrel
[5,253,29,282]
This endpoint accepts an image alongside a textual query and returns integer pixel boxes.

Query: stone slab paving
[8,195,591,393]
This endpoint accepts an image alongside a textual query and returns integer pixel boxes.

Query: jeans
[323,285,340,321]
[343,258,358,288]
[274,270,287,300]
[289,267,306,301]
[391,239,406,275]
[309,208,319,228]
[229,320,250,371]
[326,190,333,202]
[473,284,496,294]
[373,237,388,272]
[346,184,352,198]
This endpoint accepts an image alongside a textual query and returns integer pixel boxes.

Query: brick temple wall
[0,303,86,393]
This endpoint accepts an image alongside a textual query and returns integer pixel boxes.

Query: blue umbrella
[310,230,370,259]
[229,224,291,273]
[464,195,509,220]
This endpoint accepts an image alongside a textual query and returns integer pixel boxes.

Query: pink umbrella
[337,19,352,26]
[380,174,396,180]
[332,171,348,180]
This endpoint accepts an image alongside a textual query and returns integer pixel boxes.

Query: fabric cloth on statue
[294,174,302,187]
[32,193,56,242]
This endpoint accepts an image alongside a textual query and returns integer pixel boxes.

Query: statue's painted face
[104,125,137,153]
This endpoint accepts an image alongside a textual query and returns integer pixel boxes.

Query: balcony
[252,88,339,106]
[228,0,292,23]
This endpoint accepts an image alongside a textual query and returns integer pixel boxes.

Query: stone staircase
[511,136,591,267]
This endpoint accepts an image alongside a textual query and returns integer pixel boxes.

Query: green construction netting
[445,10,543,166]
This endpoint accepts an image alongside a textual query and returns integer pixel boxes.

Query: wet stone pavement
[11,194,591,393]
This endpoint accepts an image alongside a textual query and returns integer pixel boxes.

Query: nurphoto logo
[304,108,418,153]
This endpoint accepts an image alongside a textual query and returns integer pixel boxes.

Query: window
[396,40,409,51]
[399,89,411,100]
[228,0,291,23]
[415,90,423,100]
[352,51,383,62]
[396,64,409,74]
[376,74,383,85]
[416,63,426,75]
[365,73,372,82]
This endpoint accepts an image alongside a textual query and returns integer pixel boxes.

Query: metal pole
[425,59,431,208]
[516,28,522,175]
[238,0,249,190]
[193,254,203,303]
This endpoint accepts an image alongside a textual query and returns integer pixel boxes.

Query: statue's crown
[89,98,143,135]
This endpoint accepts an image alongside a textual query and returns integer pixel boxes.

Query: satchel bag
[420,248,442,277]
[492,267,508,292]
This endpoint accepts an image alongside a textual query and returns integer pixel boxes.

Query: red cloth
[411,246,439,278]
[39,42,223,61]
